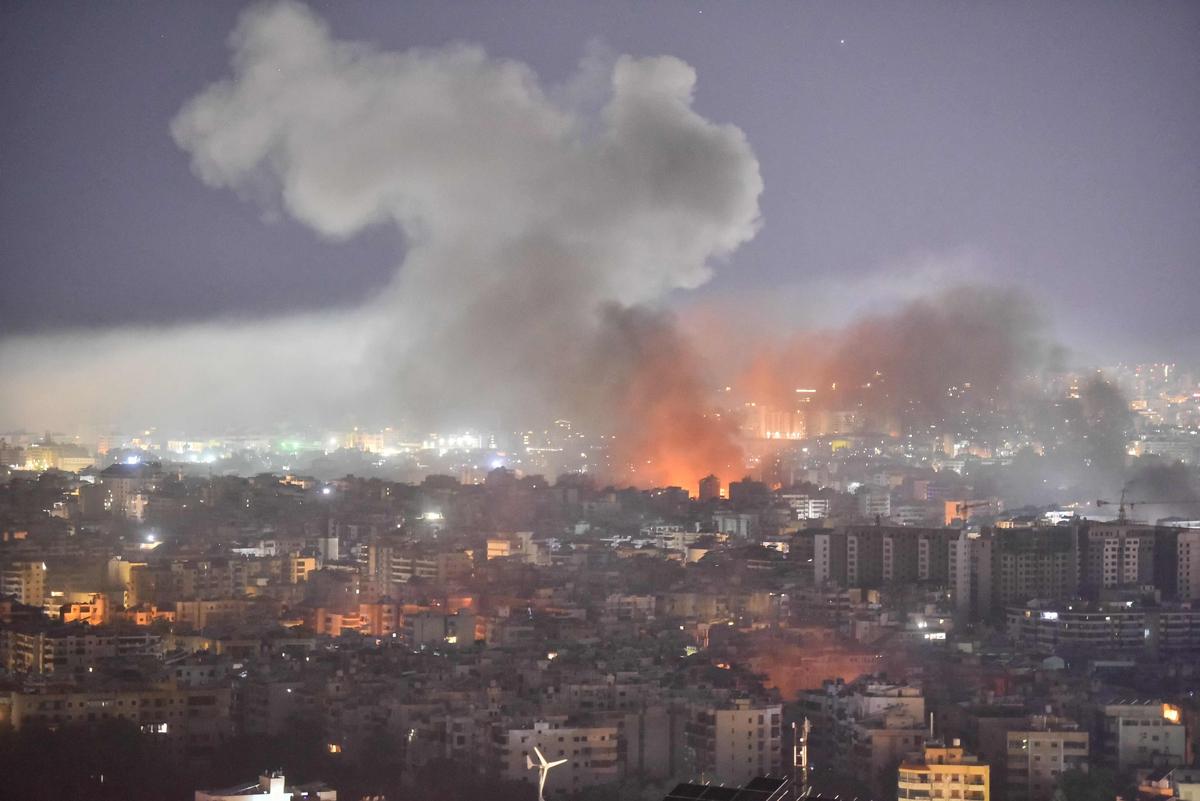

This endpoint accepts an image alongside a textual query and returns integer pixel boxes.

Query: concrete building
[1173,528,1200,601]
[486,531,549,564]
[683,699,783,787]
[714,512,757,540]
[799,679,927,798]
[3,683,231,759]
[405,610,477,649]
[22,440,93,472]
[494,718,619,797]
[898,740,990,801]
[1005,717,1089,801]
[781,494,830,521]
[366,540,473,588]
[285,555,317,584]
[1,561,47,606]
[1079,522,1157,599]
[1006,601,1200,655]
[698,474,721,502]
[952,527,1079,622]
[1101,701,1187,771]
[0,624,162,674]
[858,489,892,520]
[98,462,161,519]
[815,526,954,588]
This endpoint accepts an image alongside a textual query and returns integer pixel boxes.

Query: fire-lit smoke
[0,0,761,486]
[589,305,743,488]
[735,285,1053,434]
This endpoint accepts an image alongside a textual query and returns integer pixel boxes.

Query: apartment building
[683,699,783,787]
[898,740,990,801]
[493,718,619,797]
[1005,717,1089,801]
[1,683,231,759]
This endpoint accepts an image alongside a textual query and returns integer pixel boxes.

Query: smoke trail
[0,0,762,485]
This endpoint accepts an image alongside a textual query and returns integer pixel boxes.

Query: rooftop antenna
[527,746,568,801]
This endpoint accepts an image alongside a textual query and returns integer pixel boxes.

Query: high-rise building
[1175,528,1200,601]
[951,527,1079,621]
[698,474,721,502]
[815,526,955,588]
[683,699,783,787]
[1078,522,1157,598]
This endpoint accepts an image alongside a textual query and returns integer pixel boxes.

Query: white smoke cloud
[0,0,762,439]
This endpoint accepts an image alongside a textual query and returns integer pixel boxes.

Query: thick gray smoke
[0,1,762,462]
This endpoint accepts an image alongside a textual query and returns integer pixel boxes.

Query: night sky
[2,1,1198,362]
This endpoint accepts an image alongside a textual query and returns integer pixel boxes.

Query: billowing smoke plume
[589,305,743,485]
[0,0,761,486]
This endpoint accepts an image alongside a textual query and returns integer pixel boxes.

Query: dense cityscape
[2,358,1200,800]
[2,2,1198,801]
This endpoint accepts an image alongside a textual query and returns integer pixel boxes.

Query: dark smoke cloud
[739,285,1058,434]
[1123,458,1200,520]
[588,305,744,487]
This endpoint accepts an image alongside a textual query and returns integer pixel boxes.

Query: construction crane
[1096,489,1135,522]
[954,500,993,528]
[1096,489,1200,522]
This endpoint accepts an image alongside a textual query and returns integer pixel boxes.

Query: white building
[196,773,335,801]
[858,490,892,519]
[1103,701,1186,771]
[781,495,830,520]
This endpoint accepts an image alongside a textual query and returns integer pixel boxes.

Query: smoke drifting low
[0,0,761,484]
[737,285,1056,434]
